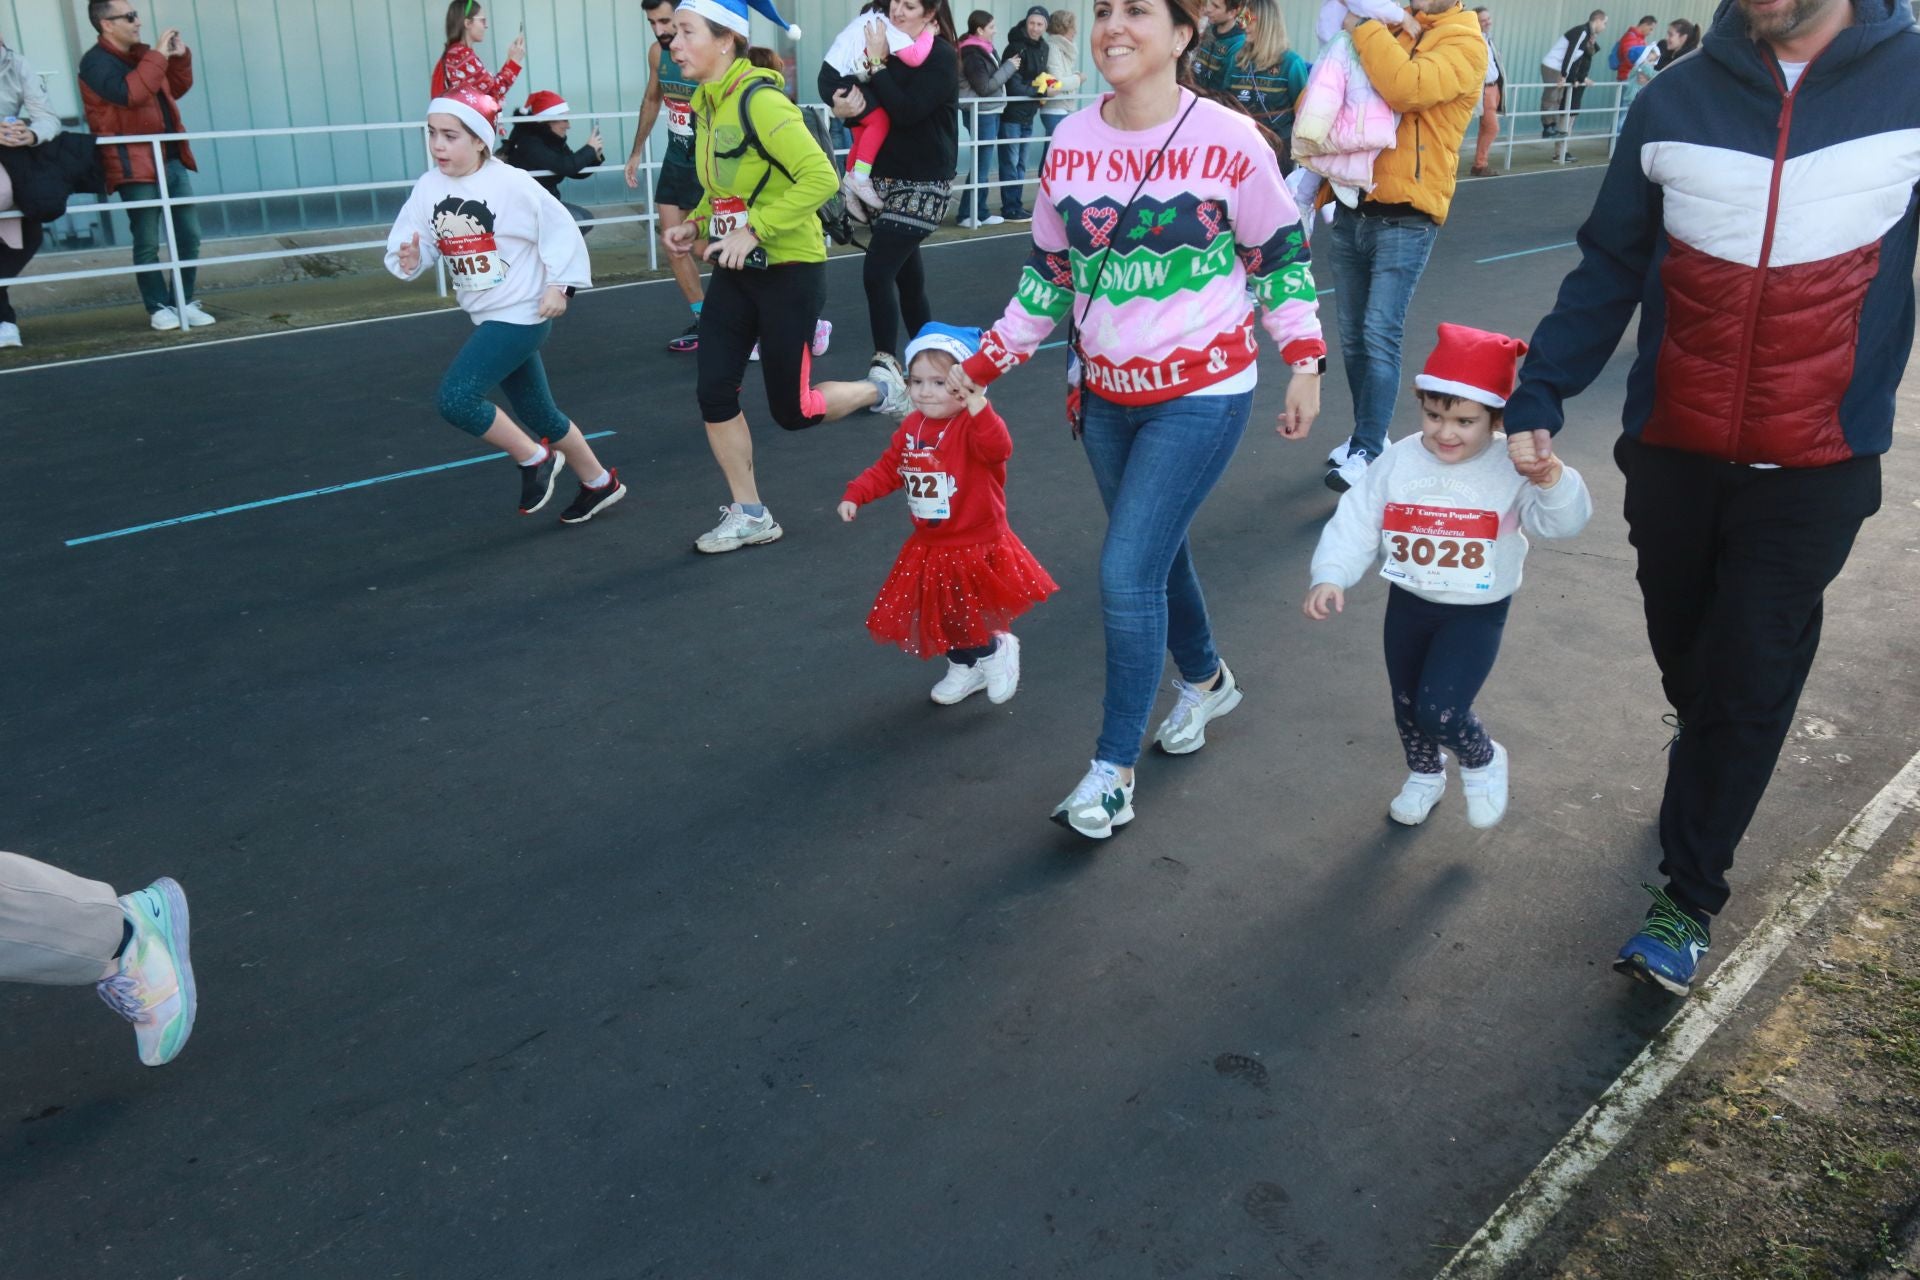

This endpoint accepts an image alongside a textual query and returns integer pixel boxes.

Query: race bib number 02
[1379,503,1498,593]
[709,196,748,239]
[440,233,505,292]
[902,469,953,520]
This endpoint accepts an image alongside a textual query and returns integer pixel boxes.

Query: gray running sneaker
[1153,661,1243,755]
[1051,760,1135,839]
[694,504,784,554]
[868,353,911,418]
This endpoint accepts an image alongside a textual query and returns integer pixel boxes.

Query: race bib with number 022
[709,195,749,239]
[1379,503,1498,594]
[901,469,954,521]
[441,232,505,292]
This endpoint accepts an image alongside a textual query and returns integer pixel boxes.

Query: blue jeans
[961,111,1003,222]
[1326,212,1440,458]
[118,158,202,315]
[1080,389,1251,767]
[1037,111,1068,176]
[998,116,1034,216]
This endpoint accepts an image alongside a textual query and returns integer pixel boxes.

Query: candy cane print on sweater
[960,91,1325,405]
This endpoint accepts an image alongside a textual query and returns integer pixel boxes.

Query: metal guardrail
[1,82,1628,325]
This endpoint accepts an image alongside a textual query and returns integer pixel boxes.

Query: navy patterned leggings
[1382,586,1510,774]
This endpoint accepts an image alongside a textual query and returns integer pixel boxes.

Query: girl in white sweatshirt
[385,88,625,525]
[1303,324,1591,829]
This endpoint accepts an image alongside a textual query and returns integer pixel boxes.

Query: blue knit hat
[677,0,801,39]
[905,322,984,366]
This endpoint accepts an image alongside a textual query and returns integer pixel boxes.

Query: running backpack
[732,79,863,248]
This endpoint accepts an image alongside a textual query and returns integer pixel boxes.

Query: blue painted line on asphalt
[65,431,620,548]
[1476,241,1578,264]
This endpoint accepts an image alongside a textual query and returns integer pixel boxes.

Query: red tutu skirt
[866,530,1059,657]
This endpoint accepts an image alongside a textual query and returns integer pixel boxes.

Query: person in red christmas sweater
[432,0,526,103]
[838,323,1058,706]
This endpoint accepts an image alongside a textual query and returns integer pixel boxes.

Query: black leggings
[862,226,931,359]
[0,218,45,326]
[1382,586,1510,774]
[696,260,829,430]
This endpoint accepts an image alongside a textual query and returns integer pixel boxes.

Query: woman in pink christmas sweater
[951,0,1324,839]
[432,0,526,103]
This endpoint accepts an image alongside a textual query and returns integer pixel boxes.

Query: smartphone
[706,244,767,270]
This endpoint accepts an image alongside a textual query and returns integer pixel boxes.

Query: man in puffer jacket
[1507,0,1920,1000]
[78,0,210,331]
[1319,0,1485,492]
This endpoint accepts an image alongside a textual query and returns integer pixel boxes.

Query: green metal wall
[3,0,1729,234]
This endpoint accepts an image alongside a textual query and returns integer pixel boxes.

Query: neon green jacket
[690,59,836,265]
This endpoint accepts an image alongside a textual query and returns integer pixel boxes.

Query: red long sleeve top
[842,405,1015,545]
[432,44,521,102]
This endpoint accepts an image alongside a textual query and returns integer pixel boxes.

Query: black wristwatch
[563,286,577,298]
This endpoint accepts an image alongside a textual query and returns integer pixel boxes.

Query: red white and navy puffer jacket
[1508,0,1920,468]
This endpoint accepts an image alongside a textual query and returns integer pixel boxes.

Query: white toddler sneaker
[978,632,1021,704]
[1460,742,1509,829]
[930,660,987,705]
[1388,766,1447,826]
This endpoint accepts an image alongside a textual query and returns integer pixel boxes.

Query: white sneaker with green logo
[96,877,197,1067]
[1051,760,1135,839]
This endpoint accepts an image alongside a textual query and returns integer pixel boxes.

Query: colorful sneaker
[811,319,834,357]
[868,353,911,418]
[979,632,1021,704]
[96,878,197,1067]
[1388,767,1447,825]
[518,446,565,515]
[1052,760,1135,839]
[667,319,700,353]
[1614,885,1711,997]
[694,504,783,554]
[1460,741,1509,829]
[1153,661,1242,755]
[559,469,627,524]
[930,660,988,705]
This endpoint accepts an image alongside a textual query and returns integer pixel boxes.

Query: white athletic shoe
[748,342,761,362]
[868,355,911,418]
[149,307,182,331]
[930,660,988,705]
[958,216,982,229]
[979,632,1021,704]
[1388,767,1448,826]
[693,504,783,554]
[845,169,882,211]
[982,214,1006,226]
[1153,661,1242,755]
[1051,760,1134,839]
[180,300,216,327]
[1461,741,1509,829]
[812,319,833,357]
[0,321,20,348]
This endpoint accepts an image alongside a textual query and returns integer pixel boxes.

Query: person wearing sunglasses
[79,1,212,331]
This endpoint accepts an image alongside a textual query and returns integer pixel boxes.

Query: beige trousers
[0,851,123,985]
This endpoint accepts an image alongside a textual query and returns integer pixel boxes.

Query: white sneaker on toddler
[930,660,987,705]
[978,632,1021,704]
[1460,742,1509,829]
[1388,766,1447,826]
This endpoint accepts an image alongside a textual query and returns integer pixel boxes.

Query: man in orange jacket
[1320,0,1485,492]
[78,0,211,332]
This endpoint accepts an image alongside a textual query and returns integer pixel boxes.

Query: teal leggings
[437,319,572,440]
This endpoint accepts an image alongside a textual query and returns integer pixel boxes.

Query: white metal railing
[1486,78,1632,170]
[1,84,1626,325]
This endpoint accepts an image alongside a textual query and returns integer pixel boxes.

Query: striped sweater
[962,91,1325,406]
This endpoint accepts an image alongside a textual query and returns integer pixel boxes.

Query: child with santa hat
[1302,323,1592,829]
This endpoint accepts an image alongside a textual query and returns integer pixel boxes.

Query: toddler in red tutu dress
[837,322,1058,705]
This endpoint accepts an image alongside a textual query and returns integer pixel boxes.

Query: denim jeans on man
[117,158,202,314]
[962,110,1004,222]
[1326,210,1440,458]
[1079,389,1251,767]
[998,116,1034,217]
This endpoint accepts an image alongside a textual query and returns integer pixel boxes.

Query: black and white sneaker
[559,469,627,524]
[518,449,566,515]
[1323,439,1374,493]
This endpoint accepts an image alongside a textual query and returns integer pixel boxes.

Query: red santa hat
[1413,323,1529,409]
[427,88,502,150]
[524,90,570,121]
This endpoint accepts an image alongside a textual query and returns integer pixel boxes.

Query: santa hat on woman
[676,0,802,40]
[428,87,503,150]
[522,90,571,121]
[1413,323,1530,408]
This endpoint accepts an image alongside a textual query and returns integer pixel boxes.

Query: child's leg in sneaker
[1413,599,1510,770]
[499,352,615,488]
[0,851,125,986]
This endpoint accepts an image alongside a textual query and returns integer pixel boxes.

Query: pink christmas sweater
[961,91,1325,406]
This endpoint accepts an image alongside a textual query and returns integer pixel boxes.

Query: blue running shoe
[1613,884,1710,997]
[96,877,197,1066]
